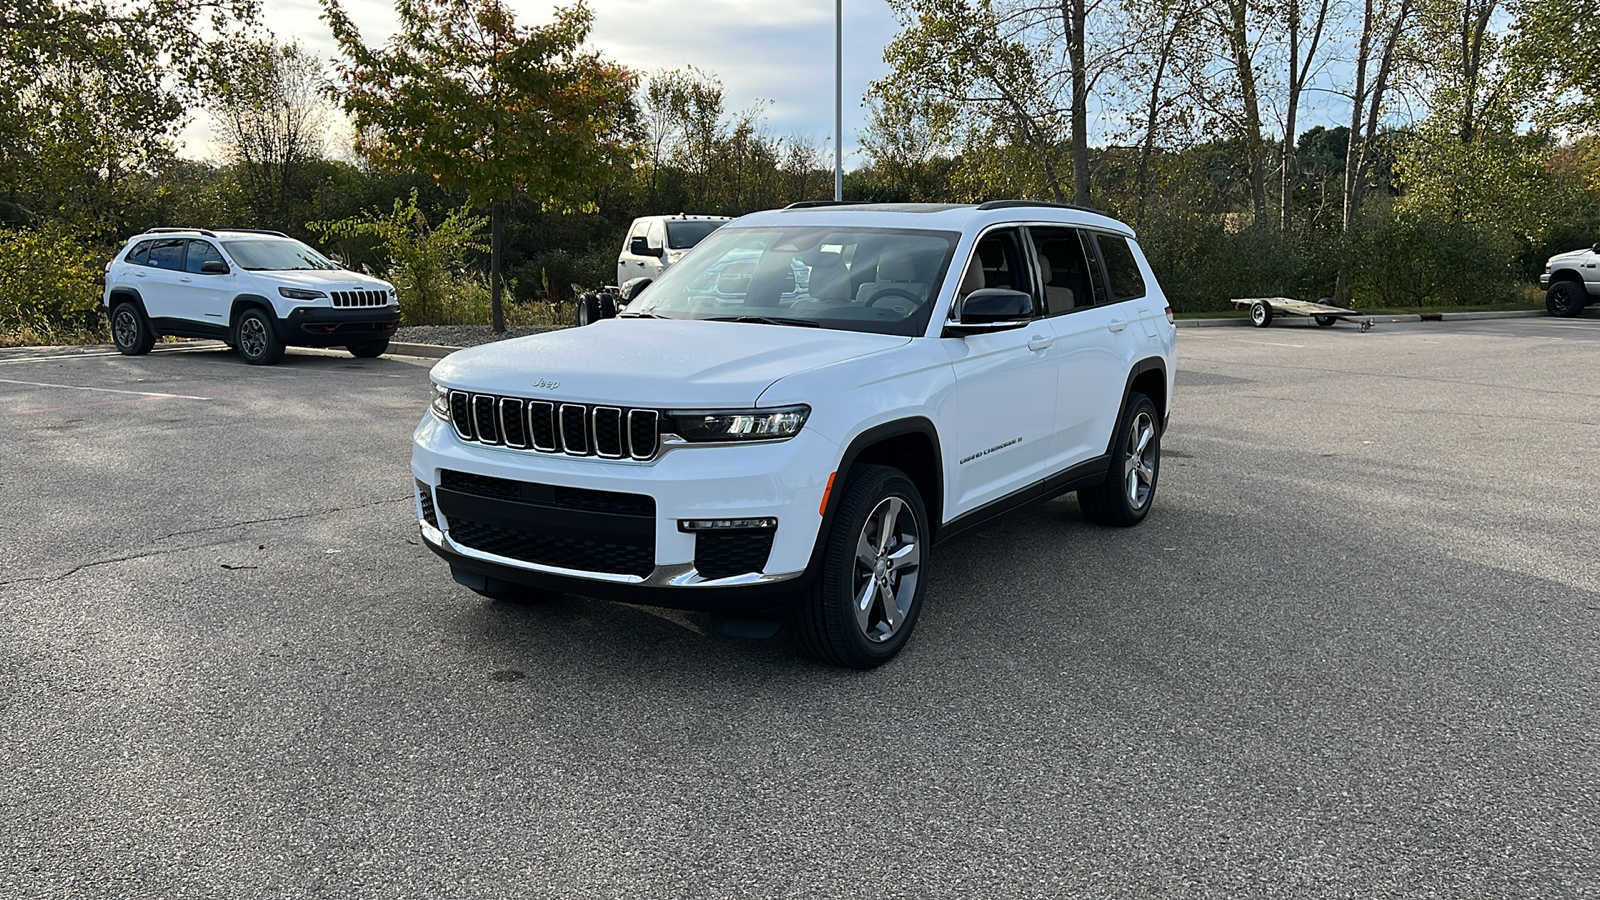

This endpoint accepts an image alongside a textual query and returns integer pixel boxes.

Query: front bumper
[1540,274,1551,288]
[410,414,839,613]
[281,306,400,346]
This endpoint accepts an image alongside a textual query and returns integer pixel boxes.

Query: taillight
[104,261,112,273]
[1164,305,1173,324]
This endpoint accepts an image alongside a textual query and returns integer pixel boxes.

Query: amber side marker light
[819,471,837,516]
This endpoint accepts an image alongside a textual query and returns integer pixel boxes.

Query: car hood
[1548,248,1592,266]
[269,269,393,290]
[430,319,911,408]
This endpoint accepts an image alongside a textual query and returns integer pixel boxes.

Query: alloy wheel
[113,309,139,348]
[851,495,922,643]
[239,316,267,359]
[1124,411,1157,509]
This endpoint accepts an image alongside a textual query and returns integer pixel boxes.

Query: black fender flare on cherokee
[105,288,148,319]
[229,294,279,337]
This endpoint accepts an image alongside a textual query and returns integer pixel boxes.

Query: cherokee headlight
[278,287,326,301]
[667,405,810,442]
[429,382,451,421]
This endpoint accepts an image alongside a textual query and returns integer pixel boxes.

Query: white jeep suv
[413,201,1176,667]
[103,228,399,364]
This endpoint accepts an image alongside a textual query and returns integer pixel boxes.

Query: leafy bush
[308,190,493,325]
[1346,214,1518,307]
[0,227,109,345]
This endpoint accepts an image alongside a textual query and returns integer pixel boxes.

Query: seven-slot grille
[331,289,388,308]
[448,390,659,460]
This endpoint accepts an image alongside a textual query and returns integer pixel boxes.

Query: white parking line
[0,377,210,400]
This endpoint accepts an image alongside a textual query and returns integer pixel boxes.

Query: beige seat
[1038,255,1075,312]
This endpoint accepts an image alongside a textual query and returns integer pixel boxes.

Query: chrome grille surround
[446,390,662,460]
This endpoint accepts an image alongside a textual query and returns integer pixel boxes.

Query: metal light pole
[834,0,843,201]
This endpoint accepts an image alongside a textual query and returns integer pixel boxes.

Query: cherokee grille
[331,289,388,308]
[448,391,660,460]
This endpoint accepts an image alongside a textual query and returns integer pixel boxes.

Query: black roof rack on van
[219,228,290,237]
[144,227,216,237]
[974,199,1107,215]
[783,200,868,210]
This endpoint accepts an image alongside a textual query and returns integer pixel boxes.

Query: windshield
[665,220,726,249]
[629,226,958,337]
[221,238,340,271]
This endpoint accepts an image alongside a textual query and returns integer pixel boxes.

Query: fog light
[678,517,778,532]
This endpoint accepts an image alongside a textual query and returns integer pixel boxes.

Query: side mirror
[200,260,229,275]
[944,288,1033,336]
[1591,242,1600,255]
[620,277,651,302]
[629,237,663,258]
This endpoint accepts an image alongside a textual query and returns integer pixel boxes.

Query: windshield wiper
[705,315,821,328]
[617,310,673,319]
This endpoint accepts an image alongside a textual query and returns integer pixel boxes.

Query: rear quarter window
[125,241,153,265]
[1095,234,1147,301]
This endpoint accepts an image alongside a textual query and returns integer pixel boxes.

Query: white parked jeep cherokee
[413,201,1176,667]
[103,228,399,364]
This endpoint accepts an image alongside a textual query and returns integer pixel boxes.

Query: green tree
[0,0,259,232]
[321,0,640,331]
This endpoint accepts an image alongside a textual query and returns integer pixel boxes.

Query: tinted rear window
[665,220,725,249]
[146,239,184,270]
[1095,234,1146,300]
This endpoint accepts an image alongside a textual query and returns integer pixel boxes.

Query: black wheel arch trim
[1548,269,1586,287]
[230,294,281,336]
[810,417,945,577]
[1107,357,1170,454]
[106,289,149,319]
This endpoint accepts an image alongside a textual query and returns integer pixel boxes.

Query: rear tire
[794,464,928,669]
[110,301,155,356]
[1078,392,1161,527]
[1546,280,1587,317]
[1314,315,1337,327]
[347,337,389,358]
[1250,300,1274,327]
[577,293,599,326]
[234,307,285,365]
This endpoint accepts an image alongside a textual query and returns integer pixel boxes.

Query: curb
[387,342,457,359]
[1175,309,1547,328]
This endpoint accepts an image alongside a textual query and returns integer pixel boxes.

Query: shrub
[0,227,109,346]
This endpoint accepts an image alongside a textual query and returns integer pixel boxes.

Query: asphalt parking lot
[3,317,1598,898]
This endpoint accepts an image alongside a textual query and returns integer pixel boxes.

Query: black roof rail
[783,200,868,210]
[144,227,216,237]
[975,199,1108,215]
[219,228,290,237]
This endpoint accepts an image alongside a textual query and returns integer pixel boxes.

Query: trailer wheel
[1314,315,1337,327]
[1250,300,1274,327]
[577,292,600,326]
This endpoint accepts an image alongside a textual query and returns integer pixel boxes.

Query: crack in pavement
[0,496,409,587]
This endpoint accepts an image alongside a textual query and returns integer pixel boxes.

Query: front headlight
[666,405,810,442]
[278,287,326,301]
[429,382,451,421]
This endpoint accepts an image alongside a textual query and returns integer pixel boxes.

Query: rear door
[943,227,1061,516]
[1039,228,1151,465]
[137,238,188,321]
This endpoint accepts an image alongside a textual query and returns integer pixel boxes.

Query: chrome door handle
[179,276,193,283]
[1108,319,1129,332]
[133,271,146,277]
[1027,335,1054,352]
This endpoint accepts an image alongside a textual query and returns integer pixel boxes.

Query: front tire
[110,301,155,356]
[347,337,389,358]
[1250,300,1274,327]
[1078,392,1161,527]
[1546,280,1587,318]
[234,308,285,365]
[1314,315,1337,327]
[795,464,928,669]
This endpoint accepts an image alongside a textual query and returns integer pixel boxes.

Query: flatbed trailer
[1231,296,1375,331]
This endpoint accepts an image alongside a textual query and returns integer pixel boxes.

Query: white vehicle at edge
[616,214,731,285]
[1540,241,1600,317]
[103,227,399,365]
[412,201,1177,668]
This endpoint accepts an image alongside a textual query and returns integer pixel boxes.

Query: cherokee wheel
[796,464,928,669]
[110,301,155,356]
[235,308,285,365]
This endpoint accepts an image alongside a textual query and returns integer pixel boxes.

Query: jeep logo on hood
[531,378,560,390]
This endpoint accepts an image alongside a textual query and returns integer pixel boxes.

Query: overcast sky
[180,0,903,167]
